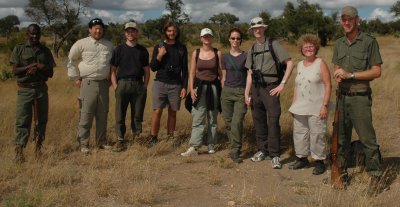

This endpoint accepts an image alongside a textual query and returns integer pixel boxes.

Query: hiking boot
[181,147,198,157]
[147,135,158,148]
[229,151,242,163]
[288,158,309,170]
[112,141,127,152]
[15,146,25,164]
[312,160,326,175]
[208,144,215,154]
[271,156,282,169]
[251,151,266,162]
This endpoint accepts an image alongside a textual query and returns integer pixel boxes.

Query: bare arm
[189,51,197,101]
[245,69,253,106]
[320,60,331,119]
[110,65,117,90]
[143,66,150,89]
[333,64,381,82]
[270,58,294,96]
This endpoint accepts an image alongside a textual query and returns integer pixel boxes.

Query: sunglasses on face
[230,37,241,41]
[251,21,263,26]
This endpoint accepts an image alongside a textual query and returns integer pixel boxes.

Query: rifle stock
[330,90,345,189]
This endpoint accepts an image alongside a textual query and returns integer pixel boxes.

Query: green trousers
[337,94,382,176]
[221,86,247,154]
[15,84,48,147]
[114,80,147,140]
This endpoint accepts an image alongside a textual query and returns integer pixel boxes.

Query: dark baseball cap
[88,18,105,28]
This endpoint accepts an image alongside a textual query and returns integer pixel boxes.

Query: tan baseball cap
[341,6,358,17]
[125,22,138,30]
[249,17,268,30]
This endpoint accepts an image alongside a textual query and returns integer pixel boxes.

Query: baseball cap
[341,6,358,17]
[88,18,105,28]
[200,28,213,37]
[125,21,138,30]
[249,17,268,30]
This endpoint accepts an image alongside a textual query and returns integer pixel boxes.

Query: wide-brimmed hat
[341,6,358,17]
[125,21,138,30]
[200,28,213,37]
[249,17,268,30]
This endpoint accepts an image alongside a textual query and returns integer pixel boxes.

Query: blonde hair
[297,34,321,56]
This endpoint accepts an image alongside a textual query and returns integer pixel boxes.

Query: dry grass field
[0,36,399,207]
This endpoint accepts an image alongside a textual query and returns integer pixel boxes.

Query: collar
[342,31,364,45]
[89,36,102,43]
[24,41,43,50]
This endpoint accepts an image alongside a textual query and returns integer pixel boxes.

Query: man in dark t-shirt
[148,21,188,145]
[110,21,150,151]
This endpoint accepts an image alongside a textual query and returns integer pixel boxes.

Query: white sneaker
[80,147,89,153]
[208,144,215,154]
[272,156,282,169]
[181,147,198,157]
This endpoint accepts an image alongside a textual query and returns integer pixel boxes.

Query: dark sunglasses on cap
[89,18,104,27]
[251,21,263,26]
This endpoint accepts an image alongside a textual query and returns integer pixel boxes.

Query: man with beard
[148,22,188,145]
[10,24,55,163]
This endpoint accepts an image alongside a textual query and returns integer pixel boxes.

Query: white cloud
[368,8,399,22]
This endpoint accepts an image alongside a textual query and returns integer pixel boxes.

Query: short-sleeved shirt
[110,43,149,79]
[67,36,113,80]
[332,32,383,90]
[10,41,56,83]
[221,52,247,88]
[245,38,290,83]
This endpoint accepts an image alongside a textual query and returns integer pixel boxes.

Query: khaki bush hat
[341,6,358,17]
[249,17,268,30]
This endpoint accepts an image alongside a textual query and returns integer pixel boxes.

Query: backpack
[250,37,286,82]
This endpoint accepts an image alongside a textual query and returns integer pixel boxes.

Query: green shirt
[10,41,56,83]
[332,32,382,90]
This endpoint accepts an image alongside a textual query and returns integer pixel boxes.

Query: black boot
[288,157,309,169]
[312,160,326,175]
[229,151,242,163]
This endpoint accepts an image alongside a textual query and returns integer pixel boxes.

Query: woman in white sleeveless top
[288,34,331,175]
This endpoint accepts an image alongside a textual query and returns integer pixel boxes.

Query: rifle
[330,89,345,189]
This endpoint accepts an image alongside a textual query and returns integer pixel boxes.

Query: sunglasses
[230,37,241,41]
[90,19,103,24]
[250,21,263,26]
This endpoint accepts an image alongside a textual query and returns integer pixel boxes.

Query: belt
[340,90,371,96]
[118,77,142,81]
[17,82,45,88]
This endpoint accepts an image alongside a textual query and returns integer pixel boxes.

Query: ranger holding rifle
[332,6,386,195]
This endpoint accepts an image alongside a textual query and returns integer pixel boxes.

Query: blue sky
[0,0,398,26]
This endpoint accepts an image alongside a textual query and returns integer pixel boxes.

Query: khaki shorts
[152,80,182,111]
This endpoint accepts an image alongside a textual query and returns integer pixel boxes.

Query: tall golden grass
[0,36,399,206]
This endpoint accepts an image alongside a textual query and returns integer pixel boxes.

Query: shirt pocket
[21,53,35,66]
[351,51,367,70]
[82,51,97,65]
[99,51,111,65]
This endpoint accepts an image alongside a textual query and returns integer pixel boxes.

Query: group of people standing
[10,5,385,194]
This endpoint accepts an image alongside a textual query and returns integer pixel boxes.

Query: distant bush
[0,63,14,81]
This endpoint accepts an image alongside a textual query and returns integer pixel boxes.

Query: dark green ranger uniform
[332,32,383,176]
[10,41,56,148]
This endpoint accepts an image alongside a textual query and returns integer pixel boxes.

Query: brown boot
[15,146,25,164]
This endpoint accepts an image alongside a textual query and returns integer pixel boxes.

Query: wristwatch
[349,73,355,79]
[281,80,287,84]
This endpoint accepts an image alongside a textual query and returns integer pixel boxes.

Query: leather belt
[17,82,45,88]
[340,90,371,96]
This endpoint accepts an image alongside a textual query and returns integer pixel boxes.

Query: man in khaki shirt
[67,18,113,153]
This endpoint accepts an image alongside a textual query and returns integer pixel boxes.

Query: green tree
[391,1,400,16]
[209,13,239,43]
[0,15,20,40]
[25,0,92,57]
[164,0,190,24]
